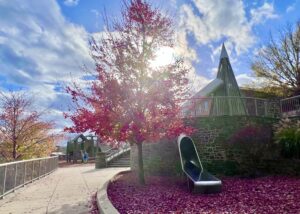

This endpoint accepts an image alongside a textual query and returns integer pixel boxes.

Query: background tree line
[0,92,60,162]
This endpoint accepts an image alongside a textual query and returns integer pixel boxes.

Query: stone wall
[130,140,181,176]
[191,128,225,162]
[188,116,278,162]
[130,116,279,176]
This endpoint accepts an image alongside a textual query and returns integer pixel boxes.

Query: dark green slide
[178,134,222,194]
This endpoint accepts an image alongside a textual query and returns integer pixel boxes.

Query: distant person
[81,150,84,163]
[83,151,89,163]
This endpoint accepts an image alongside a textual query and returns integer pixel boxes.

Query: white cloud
[210,67,218,77]
[179,0,254,54]
[0,0,279,133]
[63,0,79,7]
[0,0,208,132]
[174,29,210,94]
[286,1,298,13]
[286,5,295,13]
[178,0,278,55]
[236,73,268,90]
[187,67,211,94]
[250,2,278,25]
[0,0,93,134]
[236,73,257,86]
[175,30,198,62]
[173,0,279,95]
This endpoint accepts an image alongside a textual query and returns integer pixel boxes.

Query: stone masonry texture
[130,116,280,176]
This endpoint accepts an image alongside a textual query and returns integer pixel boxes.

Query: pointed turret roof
[182,43,247,117]
[216,43,240,96]
[211,43,246,115]
[220,43,229,59]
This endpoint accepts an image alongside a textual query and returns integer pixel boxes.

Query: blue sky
[0,0,299,134]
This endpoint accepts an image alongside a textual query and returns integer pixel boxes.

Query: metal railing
[181,96,281,118]
[280,95,300,117]
[0,156,58,199]
[105,144,130,163]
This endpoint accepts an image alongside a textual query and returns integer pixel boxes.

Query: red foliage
[108,173,300,213]
[65,0,193,146]
[228,125,272,145]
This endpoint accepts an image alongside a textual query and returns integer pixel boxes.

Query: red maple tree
[65,0,193,184]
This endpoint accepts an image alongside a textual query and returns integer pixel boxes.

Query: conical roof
[182,43,247,117]
[211,44,246,115]
[220,43,229,59]
[215,44,241,97]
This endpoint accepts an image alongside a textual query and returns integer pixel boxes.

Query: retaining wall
[130,116,286,176]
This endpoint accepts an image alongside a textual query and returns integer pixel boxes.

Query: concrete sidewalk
[0,164,128,214]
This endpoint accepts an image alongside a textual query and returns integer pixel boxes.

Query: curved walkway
[0,164,128,214]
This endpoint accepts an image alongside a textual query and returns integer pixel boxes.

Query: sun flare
[150,47,175,68]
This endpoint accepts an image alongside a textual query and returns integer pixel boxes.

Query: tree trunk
[12,139,17,160]
[295,71,300,95]
[137,143,145,185]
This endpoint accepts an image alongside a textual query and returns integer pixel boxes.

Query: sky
[0,0,299,136]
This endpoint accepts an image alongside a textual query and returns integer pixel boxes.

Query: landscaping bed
[108,172,300,213]
[89,192,100,214]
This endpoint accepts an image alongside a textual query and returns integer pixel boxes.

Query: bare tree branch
[252,21,300,96]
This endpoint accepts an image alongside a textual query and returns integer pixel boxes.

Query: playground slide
[178,134,222,194]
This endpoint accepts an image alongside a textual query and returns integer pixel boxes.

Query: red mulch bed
[89,192,100,214]
[108,172,300,213]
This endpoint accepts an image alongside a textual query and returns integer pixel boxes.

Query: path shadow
[59,162,95,168]
[82,167,129,174]
[82,168,107,174]
[47,203,90,214]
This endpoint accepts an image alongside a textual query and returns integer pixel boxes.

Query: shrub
[274,118,300,159]
[203,160,241,176]
[227,125,274,177]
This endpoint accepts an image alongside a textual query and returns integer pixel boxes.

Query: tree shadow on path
[47,203,89,214]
